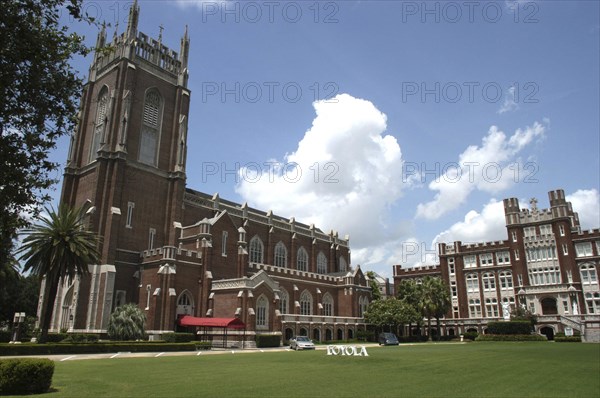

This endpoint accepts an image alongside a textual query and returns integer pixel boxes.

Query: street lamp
[11,312,26,343]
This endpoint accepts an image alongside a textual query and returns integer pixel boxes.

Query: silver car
[289,336,315,350]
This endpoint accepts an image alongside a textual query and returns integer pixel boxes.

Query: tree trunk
[427,317,432,342]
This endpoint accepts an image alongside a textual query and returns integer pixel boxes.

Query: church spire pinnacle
[126,0,140,40]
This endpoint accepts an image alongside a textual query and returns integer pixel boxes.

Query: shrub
[107,304,146,341]
[62,333,100,343]
[487,321,532,335]
[554,336,581,343]
[0,358,55,395]
[356,330,375,342]
[0,330,12,343]
[463,332,479,341]
[475,334,547,342]
[46,333,69,343]
[161,333,195,343]
[194,342,212,350]
[255,334,281,348]
[0,342,198,356]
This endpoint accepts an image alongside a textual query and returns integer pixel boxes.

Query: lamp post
[11,312,26,343]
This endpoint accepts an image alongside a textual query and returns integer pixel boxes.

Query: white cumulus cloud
[567,189,600,231]
[235,93,407,256]
[415,121,545,220]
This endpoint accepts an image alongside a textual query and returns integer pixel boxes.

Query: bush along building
[394,189,600,342]
[39,1,371,346]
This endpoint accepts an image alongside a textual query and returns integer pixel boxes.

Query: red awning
[178,316,246,329]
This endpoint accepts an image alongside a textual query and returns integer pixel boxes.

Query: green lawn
[21,343,600,397]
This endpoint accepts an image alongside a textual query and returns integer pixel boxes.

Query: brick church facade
[394,190,600,342]
[40,1,371,344]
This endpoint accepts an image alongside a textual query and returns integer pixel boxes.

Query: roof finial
[158,23,164,42]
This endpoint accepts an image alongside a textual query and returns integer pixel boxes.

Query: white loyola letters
[326,345,369,357]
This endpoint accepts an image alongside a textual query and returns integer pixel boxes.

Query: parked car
[379,332,399,345]
[289,336,315,350]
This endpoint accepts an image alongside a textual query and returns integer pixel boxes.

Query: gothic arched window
[90,86,109,163]
[297,247,308,271]
[274,241,287,267]
[139,89,162,166]
[249,236,264,264]
[317,252,327,274]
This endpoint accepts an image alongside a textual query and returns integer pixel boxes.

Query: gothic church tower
[49,1,191,331]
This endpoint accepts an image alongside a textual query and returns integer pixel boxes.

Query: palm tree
[419,276,450,341]
[18,204,100,343]
[107,303,146,341]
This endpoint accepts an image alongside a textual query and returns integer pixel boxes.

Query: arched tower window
[339,256,347,272]
[90,86,109,163]
[279,288,289,314]
[297,247,308,271]
[249,236,264,264]
[300,290,313,315]
[139,89,162,166]
[322,293,334,316]
[274,241,287,267]
[317,251,327,274]
[256,295,268,330]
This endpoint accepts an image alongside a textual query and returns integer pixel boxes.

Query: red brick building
[394,190,600,342]
[40,2,370,345]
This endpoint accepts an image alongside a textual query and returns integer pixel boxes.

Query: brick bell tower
[50,0,191,332]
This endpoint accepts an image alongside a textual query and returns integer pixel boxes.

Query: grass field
[20,342,600,397]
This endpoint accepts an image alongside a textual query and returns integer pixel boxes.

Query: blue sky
[51,0,600,277]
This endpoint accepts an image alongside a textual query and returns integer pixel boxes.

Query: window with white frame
[466,274,479,293]
[468,298,482,318]
[274,241,287,267]
[512,231,518,242]
[296,247,308,271]
[559,225,565,236]
[322,293,333,316]
[249,236,264,263]
[317,252,327,274]
[300,290,312,315]
[448,257,455,275]
[359,296,369,317]
[221,231,228,257]
[450,281,457,298]
[126,202,134,228]
[482,272,496,291]
[528,266,561,286]
[499,270,513,290]
[496,251,511,265]
[148,228,156,250]
[139,89,162,166]
[256,296,268,329]
[479,253,493,266]
[518,274,523,286]
[580,263,598,286]
[279,289,289,314]
[524,226,536,238]
[575,242,593,258]
[526,245,558,262]
[464,255,477,268]
[90,86,109,163]
[501,296,515,311]
[585,292,600,314]
[539,224,552,236]
[485,298,499,318]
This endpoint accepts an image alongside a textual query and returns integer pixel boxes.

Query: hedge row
[554,336,581,343]
[475,334,547,342]
[0,358,54,395]
[0,342,204,356]
[161,333,195,343]
[256,334,281,348]
[486,321,532,335]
